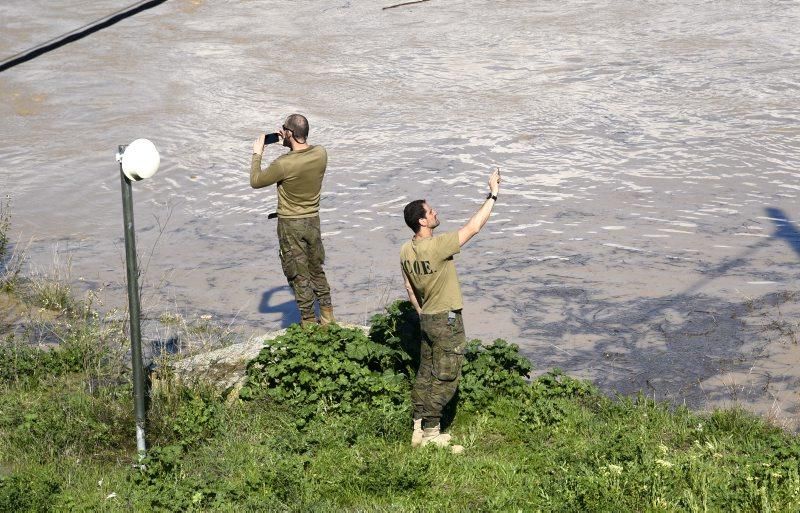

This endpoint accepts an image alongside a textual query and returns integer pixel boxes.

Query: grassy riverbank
[3,211,800,511]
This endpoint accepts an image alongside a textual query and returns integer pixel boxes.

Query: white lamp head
[119,139,160,181]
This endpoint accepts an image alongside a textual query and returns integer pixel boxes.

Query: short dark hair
[284,114,309,142]
[404,199,427,233]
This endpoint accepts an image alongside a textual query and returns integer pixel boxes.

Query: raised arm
[457,167,501,246]
[250,134,283,188]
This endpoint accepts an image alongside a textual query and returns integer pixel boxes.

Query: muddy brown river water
[2,0,800,426]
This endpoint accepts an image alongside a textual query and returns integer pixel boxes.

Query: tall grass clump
[25,247,75,313]
[0,291,125,388]
[0,195,10,262]
[0,196,24,291]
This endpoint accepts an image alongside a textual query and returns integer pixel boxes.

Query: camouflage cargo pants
[412,310,467,427]
[277,216,332,322]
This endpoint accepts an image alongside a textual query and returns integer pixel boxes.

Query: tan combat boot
[320,306,336,326]
[421,425,463,454]
[411,418,424,448]
[420,426,451,447]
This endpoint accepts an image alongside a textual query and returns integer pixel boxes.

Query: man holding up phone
[401,167,501,452]
[250,114,335,326]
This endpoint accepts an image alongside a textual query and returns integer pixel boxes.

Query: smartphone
[264,133,280,145]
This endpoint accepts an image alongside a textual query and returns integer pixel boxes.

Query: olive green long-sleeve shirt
[250,145,328,219]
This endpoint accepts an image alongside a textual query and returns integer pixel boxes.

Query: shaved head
[284,114,309,142]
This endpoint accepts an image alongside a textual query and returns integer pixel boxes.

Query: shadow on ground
[505,205,800,427]
[766,207,800,258]
[521,286,798,409]
[259,286,300,327]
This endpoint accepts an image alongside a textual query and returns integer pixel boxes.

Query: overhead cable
[0,0,168,73]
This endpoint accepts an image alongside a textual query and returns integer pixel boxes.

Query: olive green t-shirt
[250,145,327,219]
[400,232,463,315]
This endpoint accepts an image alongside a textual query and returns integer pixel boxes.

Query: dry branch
[383,0,431,11]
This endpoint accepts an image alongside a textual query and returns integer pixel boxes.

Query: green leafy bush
[132,444,208,511]
[459,338,533,409]
[530,368,597,401]
[133,443,251,511]
[520,368,599,427]
[239,324,409,424]
[146,377,226,451]
[368,299,418,374]
[172,388,223,449]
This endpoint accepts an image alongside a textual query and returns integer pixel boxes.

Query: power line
[0,0,168,73]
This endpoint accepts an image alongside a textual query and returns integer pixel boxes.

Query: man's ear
[418,217,428,228]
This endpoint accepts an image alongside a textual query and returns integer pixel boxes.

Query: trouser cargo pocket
[423,311,466,382]
[433,346,464,382]
[278,245,298,281]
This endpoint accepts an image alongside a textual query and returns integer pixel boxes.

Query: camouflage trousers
[412,310,467,428]
[277,216,332,322]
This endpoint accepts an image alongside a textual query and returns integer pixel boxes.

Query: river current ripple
[1,0,799,424]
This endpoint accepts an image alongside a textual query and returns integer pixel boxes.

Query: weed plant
[24,248,75,314]
[157,310,239,352]
[0,196,9,263]
[3,296,800,511]
[0,197,24,291]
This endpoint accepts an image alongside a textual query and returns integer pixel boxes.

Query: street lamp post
[116,139,160,459]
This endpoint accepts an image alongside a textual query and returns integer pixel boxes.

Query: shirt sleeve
[433,232,461,259]
[250,153,284,189]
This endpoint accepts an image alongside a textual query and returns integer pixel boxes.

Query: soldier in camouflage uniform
[401,168,501,452]
[251,114,335,326]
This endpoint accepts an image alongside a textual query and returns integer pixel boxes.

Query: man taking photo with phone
[401,167,501,453]
[250,114,335,326]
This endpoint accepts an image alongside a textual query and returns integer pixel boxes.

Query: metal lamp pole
[116,139,160,459]
[119,148,147,458]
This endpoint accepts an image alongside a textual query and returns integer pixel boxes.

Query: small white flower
[607,464,623,475]
[106,493,117,500]
[655,459,674,468]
